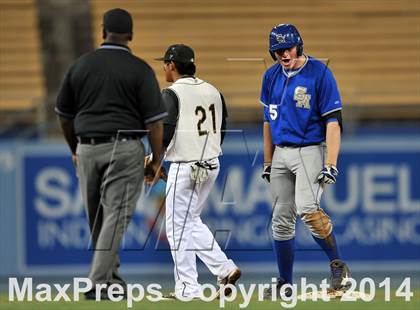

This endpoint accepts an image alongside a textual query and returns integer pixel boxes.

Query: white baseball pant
[165,158,237,298]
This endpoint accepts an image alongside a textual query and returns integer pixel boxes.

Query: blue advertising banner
[18,145,173,273]
[16,135,420,273]
[207,136,420,264]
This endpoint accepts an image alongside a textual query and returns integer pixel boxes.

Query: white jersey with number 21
[165,77,222,162]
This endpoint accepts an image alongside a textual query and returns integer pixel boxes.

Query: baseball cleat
[161,292,177,300]
[161,292,201,301]
[263,277,293,301]
[330,259,351,291]
[84,289,110,301]
[216,268,242,298]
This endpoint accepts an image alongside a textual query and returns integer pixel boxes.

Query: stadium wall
[0,127,419,277]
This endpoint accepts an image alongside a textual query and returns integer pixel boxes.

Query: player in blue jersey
[260,24,350,299]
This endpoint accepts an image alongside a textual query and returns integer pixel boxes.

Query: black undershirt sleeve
[220,92,228,144]
[322,110,343,132]
[162,88,179,147]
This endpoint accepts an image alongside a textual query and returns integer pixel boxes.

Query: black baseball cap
[155,44,195,63]
[103,8,133,34]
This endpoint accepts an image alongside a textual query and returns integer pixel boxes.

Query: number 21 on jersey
[195,104,216,136]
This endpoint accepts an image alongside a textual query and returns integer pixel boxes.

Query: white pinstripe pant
[165,159,237,298]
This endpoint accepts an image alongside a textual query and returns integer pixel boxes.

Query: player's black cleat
[84,289,110,301]
[263,277,293,301]
[330,259,351,290]
[216,268,242,298]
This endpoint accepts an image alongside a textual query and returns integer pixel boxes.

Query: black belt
[78,135,138,145]
[277,142,321,148]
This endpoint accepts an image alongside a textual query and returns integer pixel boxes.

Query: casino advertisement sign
[17,136,420,272]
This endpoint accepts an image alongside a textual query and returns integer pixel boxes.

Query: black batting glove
[317,164,339,184]
[262,163,271,183]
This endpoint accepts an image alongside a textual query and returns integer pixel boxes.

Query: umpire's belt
[78,135,138,145]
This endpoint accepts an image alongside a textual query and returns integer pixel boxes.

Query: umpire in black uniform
[55,8,167,299]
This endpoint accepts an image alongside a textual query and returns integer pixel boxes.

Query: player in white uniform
[155,44,241,300]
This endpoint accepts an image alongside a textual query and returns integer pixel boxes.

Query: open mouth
[282,59,291,64]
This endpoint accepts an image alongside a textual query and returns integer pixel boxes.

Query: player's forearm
[146,120,164,163]
[325,121,341,166]
[263,122,274,163]
[57,115,78,155]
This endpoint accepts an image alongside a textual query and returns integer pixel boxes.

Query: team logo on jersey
[294,86,311,109]
[275,34,286,43]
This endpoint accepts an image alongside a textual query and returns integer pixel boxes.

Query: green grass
[0,290,419,310]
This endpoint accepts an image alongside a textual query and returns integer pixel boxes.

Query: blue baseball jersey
[260,56,342,146]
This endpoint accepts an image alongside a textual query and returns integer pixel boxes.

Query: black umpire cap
[103,8,133,34]
[155,44,195,64]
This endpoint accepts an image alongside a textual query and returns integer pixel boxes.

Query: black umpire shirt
[55,43,167,137]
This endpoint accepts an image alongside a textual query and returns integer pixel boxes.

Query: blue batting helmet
[269,24,303,60]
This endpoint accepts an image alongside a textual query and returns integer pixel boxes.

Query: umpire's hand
[144,156,167,185]
[317,164,339,184]
[144,160,161,185]
[261,163,271,183]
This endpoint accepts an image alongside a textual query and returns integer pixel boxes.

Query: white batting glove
[190,161,216,184]
[317,164,339,184]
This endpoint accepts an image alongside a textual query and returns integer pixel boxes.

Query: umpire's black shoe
[84,289,110,301]
[263,277,293,301]
[330,259,351,291]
